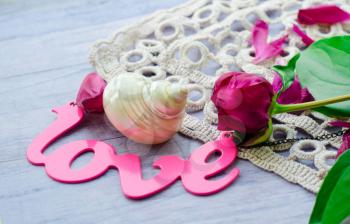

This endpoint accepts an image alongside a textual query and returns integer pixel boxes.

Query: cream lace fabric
[90,0,350,193]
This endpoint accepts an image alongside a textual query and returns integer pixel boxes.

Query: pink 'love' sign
[27,102,239,199]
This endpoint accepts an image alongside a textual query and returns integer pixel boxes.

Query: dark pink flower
[251,20,288,64]
[298,5,350,25]
[292,24,314,46]
[211,72,274,134]
[76,72,107,113]
[329,121,350,158]
[272,74,314,105]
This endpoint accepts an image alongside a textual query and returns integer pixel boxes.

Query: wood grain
[0,1,315,223]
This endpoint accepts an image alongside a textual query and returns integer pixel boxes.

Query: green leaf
[309,149,350,224]
[296,36,350,117]
[273,53,300,92]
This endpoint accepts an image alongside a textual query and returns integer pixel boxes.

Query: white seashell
[103,73,188,144]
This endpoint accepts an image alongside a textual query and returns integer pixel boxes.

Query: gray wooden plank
[0,147,315,224]
[0,0,316,223]
[0,0,190,40]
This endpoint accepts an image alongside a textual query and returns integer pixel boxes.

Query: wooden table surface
[0,1,316,223]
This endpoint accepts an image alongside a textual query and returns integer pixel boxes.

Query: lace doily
[89,0,350,193]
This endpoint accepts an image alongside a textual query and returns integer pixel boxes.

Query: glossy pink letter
[27,103,240,199]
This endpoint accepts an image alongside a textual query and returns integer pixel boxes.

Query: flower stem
[272,94,350,115]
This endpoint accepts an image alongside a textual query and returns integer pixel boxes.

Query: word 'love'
[27,103,239,199]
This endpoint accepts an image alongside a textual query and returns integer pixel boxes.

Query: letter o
[45,140,115,183]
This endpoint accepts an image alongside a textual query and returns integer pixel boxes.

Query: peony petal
[252,20,288,64]
[292,24,314,46]
[217,108,246,133]
[300,87,314,103]
[76,72,107,113]
[273,74,314,105]
[329,121,350,128]
[272,73,283,94]
[252,20,269,58]
[336,131,350,157]
[212,72,234,92]
[329,121,350,157]
[215,88,243,110]
[298,5,350,25]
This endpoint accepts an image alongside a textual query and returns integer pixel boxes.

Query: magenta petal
[215,88,243,110]
[337,131,350,158]
[298,5,350,25]
[76,72,107,113]
[277,79,302,104]
[329,121,350,128]
[329,121,350,157]
[252,20,269,57]
[252,20,288,64]
[217,108,246,132]
[292,24,314,46]
[272,75,314,105]
[272,73,283,94]
[300,87,314,103]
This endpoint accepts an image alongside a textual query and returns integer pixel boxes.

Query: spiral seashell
[103,73,188,144]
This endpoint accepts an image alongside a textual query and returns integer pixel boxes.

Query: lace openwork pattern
[90,0,350,193]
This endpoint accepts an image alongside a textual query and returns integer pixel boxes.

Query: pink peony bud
[211,72,274,134]
[76,72,107,113]
[211,72,350,146]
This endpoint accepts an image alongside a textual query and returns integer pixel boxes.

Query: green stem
[272,94,350,115]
